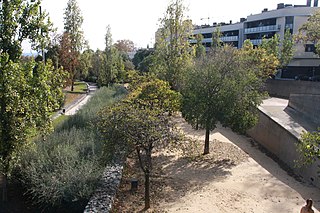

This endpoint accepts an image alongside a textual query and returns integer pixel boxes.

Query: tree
[280,29,295,68]
[0,0,53,61]
[260,30,294,70]
[0,55,65,201]
[211,27,223,49]
[297,9,320,56]
[79,48,93,80]
[194,34,206,58]
[241,39,279,78]
[114,39,135,53]
[98,78,181,210]
[182,45,264,154]
[296,129,320,167]
[132,48,154,72]
[151,0,194,90]
[0,0,64,202]
[63,0,85,91]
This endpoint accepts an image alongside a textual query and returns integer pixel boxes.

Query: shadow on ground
[215,124,320,211]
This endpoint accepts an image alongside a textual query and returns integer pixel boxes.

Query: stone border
[84,161,124,213]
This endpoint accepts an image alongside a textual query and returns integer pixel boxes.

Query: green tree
[132,48,154,72]
[152,0,194,90]
[63,0,85,91]
[98,79,181,209]
[79,48,93,80]
[280,29,295,68]
[182,45,264,154]
[260,30,294,70]
[0,55,65,201]
[211,27,223,49]
[195,34,206,58]
[98,26,127,86]
[0,0,52,61]
[297,9,320,56]
[114,39,135,53]
[241,39,279,78]
[296,129,320,167]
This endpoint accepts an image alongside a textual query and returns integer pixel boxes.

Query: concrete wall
[247,110,320,188]
[288,94,320,124]
[266,79,320,99]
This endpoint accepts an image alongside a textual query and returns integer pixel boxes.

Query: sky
[23,0,308,53]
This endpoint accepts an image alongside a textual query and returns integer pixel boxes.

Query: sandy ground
[114,115,320,213]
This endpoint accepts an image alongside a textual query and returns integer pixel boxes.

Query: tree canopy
[182,45,265,154]
[0,0,52,61]
[297,9,320,56]
[151,0,194,90]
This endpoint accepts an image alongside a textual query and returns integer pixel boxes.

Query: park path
[64,83,98,115]
[156,116,320,213]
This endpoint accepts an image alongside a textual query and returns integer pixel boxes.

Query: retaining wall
[288,94,320,125]
[266,79,320,99]
[247,110,320,188]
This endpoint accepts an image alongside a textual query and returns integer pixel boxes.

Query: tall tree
[0,0,52,61]
[151,0,194,90]
[182,45,265,154]
[0,55,65,201]
[194,34,206,58]
[0,0,64,202]
[211,27,223,49]
[280,29,294,68]
[63,0,85,91]
[297,9,320,56]
[98,78,181,209]
[132,48,154,72]
[114,39,135,53]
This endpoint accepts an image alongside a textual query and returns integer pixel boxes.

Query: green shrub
[19,128,103,207]
[17,85,127,208]
[57,85,127,131]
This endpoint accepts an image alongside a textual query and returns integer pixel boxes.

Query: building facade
[191,2,320,79]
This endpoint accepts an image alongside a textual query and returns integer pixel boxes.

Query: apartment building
[191,1,320,79]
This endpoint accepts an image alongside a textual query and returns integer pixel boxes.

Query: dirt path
[114,115,320,212]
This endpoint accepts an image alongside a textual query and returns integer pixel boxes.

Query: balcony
[221,36,238,42]
[244,25,280,34]
[250,39,263,45]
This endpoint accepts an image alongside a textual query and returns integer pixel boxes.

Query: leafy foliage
[132,48,154,72]
[114,39,135,53]
[152,0,194,90]
[0,0,53,61]
[98,78,181,209]
[241,40,279,78]
[18,86,127,208]
[296,129,320,166]
[182,45,265,154]
[297,9,320,56]
[128,77,182,114]
[0,55,65,177]
[62,0,85,91]
[260,30,294,69]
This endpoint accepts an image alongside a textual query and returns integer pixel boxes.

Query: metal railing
[244,25,280,34]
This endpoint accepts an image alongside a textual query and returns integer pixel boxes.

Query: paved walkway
[259,97,318,138]
[52,83,98,119]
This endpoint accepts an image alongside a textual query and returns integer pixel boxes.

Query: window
[305,44,316,53]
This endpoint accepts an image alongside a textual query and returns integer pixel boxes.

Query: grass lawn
[63,82,88,107]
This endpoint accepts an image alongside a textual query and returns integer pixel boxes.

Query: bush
[57,85,127,131]
[20,128,103,207]
[17,85,127,209]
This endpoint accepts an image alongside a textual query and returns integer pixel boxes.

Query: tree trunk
[2,174,8,202]
[71,80,74,92]
[203,127,210,155]
[144,172,150,210]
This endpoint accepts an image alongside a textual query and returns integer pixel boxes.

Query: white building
[191,2,320,79]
